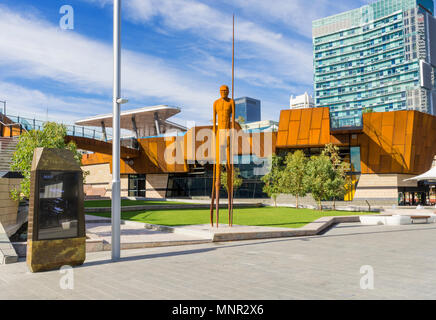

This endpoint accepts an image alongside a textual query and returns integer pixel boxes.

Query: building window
[128,174,146,197]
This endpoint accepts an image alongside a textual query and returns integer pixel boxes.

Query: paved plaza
[1,222,436,300]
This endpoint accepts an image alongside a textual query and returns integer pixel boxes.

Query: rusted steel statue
[210,85,235,227]
[210,15,236,228]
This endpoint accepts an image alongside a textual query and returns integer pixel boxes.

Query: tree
[10,122,82,200]
[304,154,333,210]
[220,166,243,194]
[237,116,245,124]
[280,150,308,208]
[261,154,283,207]
[322,144,351,210]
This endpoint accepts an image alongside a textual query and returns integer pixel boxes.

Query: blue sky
[0,0,378,126]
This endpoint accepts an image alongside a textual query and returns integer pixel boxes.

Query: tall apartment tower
[313,0,436,128]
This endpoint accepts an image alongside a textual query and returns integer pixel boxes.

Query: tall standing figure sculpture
[210,14,236,228]
[210,85,235,228]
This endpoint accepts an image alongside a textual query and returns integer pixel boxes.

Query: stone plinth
[27,148,86,272]
[0,177,21,227]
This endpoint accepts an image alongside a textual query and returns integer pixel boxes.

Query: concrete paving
[1,222,436,299]
[85,215,361,248]
[167,215,360,241]
[85,216,211,250]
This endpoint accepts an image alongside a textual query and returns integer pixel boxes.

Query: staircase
[0,137,19,173]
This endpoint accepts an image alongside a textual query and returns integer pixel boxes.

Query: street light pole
[0,100,6,115]
[112,0,121,261]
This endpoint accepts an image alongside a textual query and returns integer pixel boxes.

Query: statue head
[220,85,229,98]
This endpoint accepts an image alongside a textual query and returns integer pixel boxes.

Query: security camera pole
[112,0,126,261]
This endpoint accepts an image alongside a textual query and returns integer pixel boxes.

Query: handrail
[2,113,112,141]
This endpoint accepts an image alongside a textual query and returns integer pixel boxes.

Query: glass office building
[313,0,436,128]
[234,97,261,123]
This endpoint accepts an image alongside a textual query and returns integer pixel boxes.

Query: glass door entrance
[128,174,146,197]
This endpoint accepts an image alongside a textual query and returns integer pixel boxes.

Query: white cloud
[226,0,371,38]
[84,0,314,84]
[0,81,108,123]
[0,0,328,127]
[0,5,219,123]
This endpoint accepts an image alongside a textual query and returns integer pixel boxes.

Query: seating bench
[410,216,431,224]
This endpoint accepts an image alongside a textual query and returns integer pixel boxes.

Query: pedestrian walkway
[85,215,211,251]
[1,222,436,299]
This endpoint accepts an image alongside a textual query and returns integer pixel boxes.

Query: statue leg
[215,164,221,228]
[226,135,233,227]
[210,163,216,227]
[230,163,234,226]
[226,135,232,227]
[227,163,232,227]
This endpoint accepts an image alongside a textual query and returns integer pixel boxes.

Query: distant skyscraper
[234,97,261,123]
[290,92,315,109]
[313,0,436,128]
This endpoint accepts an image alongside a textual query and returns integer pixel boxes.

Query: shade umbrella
[404,166,436,182]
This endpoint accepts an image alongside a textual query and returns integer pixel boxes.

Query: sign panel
[27,148,86,273]
[37,171,80,240]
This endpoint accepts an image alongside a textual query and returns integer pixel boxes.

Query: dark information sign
[27,148,86,272]
[37,171,81,240]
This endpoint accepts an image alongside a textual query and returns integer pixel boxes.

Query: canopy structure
[75,105,186,139]
[404,157,436,182]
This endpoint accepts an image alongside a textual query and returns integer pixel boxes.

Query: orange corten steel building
[276,107,436,202]
[77,106,436,204]
[79,121,276,199]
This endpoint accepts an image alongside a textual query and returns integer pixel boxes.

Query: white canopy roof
[404,166,436,182]
[75,105,185,137]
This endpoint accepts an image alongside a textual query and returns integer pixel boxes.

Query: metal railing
[1,113,111,141]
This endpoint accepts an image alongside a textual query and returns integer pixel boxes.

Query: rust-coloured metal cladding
[276,107,436,175]
[65,135,140,159]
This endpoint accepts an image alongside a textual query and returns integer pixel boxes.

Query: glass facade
[234,97,261,123]
[166,161,268,199]
[128,174,146,197]
[350,146,362,173]
[313,0,436,128]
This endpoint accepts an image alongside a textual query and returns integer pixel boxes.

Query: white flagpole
[112,0,121,261]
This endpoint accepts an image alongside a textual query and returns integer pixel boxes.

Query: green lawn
[84,199,189,208]
[87,206,373,229]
